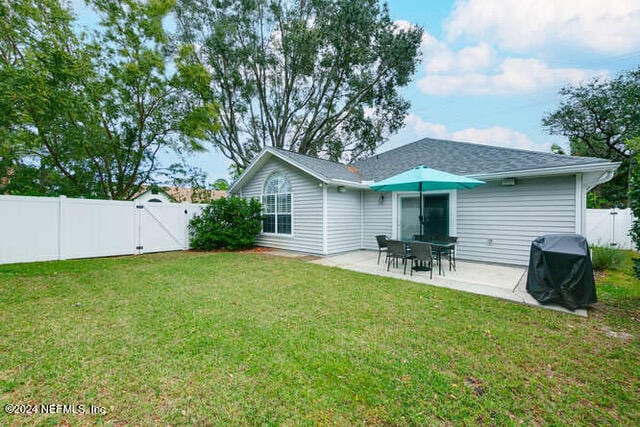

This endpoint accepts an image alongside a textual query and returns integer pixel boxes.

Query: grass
[0,251,638,425]
[591,245,625,271]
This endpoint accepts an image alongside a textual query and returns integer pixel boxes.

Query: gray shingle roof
[271,148,363,182]
[262,137,614,186]
[352,137,612,181]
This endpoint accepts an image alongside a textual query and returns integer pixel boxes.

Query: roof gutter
[467,162,620,180]
[328,178,371,189]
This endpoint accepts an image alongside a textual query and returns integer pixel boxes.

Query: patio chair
[386,240,409,272]
[408,241,434,278]
[375,235,389,265]
[440,236,457,271]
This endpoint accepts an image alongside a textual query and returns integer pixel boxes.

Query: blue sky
[72,0,640,181]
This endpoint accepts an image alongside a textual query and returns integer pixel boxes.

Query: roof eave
[228,147,331,193]
[327,178,370,189]
[467,162,621,180]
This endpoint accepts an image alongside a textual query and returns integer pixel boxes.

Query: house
[228,137,619,265]
[133,186,226,203]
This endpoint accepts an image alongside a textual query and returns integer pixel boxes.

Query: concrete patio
[311,250,587,316]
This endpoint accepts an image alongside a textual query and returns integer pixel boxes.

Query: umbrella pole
[418,182,423,238]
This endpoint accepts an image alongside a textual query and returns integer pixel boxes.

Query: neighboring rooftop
[133,186,226,203]
[353,137,613,181]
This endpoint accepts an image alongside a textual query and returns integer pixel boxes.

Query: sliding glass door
[399,193,450,240]
[400,196,420,241]
[423,194,449,239]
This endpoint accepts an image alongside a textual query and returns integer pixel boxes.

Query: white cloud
[445,0,640,54]
[418,57,605,96]
[380,114,550,153]
[413,27,496,75]
[450,126,540,151]
[414,28,607,96]
[404,114,449,139]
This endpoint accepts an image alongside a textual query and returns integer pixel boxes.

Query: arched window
[262,171,292,234]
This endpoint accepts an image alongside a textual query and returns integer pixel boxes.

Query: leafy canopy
[176,0,422,172]
[0,0,219,199]
[627,137,640,251]
[543,68,640,207]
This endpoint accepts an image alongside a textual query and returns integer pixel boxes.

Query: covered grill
[526,234,597,310]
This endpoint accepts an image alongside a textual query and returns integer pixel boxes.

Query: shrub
[591,245,624,271]
[189,196,262,250]
[628,138,640,251]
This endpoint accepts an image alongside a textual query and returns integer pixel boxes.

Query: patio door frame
[395,189,458,240]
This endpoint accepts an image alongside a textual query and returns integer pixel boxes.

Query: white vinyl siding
[456,175,576,265]
[235,157,324,254]
[361,190,393,250]
[326,187,362,254]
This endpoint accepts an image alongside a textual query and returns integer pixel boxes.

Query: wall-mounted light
[378,194,385,203]
[337,186,346,193]
[501,177,516,186]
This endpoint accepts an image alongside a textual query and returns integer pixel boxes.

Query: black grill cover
[526,234,596,310]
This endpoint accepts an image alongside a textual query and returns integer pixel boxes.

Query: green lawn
[0,251,638,425]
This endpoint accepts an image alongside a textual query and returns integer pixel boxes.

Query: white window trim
[395,189,457,238]
[260,172,294,237]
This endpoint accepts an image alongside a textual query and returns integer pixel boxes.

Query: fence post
[135,202,144,255]
[58,195,67,260]
[610,208,618,247]
[183,202,189,250]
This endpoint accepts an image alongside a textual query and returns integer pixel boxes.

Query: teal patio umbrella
[370,166,485,237]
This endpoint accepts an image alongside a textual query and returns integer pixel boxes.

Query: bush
[628,138,640,251]
[591,245,625,271]
[189,196,262,250]
[633,258,640,280]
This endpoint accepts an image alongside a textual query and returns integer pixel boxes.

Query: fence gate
[585,208,634,249]
[137,202,197,254]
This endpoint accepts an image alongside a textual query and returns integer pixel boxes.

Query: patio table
[406,239,457,276]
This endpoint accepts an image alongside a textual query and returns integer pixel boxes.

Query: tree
[1,0,219,200]
[175,0,422,172]
[550,144,566,155]
[627,138,640,251]
[0,0,92,195]
[212,178,229,191]
[543,68,640,207]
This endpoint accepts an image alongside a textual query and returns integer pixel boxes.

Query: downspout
[360,190,364,249]
[577,170,616,234]
[322,183,328,255]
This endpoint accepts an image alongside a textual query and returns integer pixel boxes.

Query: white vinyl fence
[0,195,207,265]
[585,208,635,249]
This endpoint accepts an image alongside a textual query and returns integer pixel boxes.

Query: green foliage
[627,138,640,250]
[189,197,262,250]
[591,245,625,271]
[543,68,640,208]
[175,0,423,169]
[212,178,229,191]
[585,163,630,208]
[1,0,219,200]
